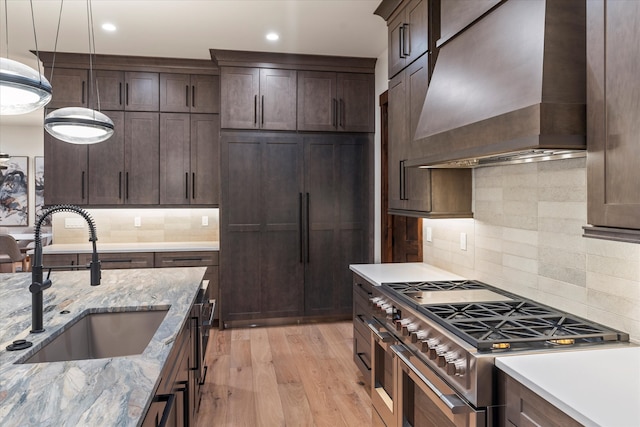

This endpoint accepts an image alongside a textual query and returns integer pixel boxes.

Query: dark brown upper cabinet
[220,67,296,130]
[47,68,89,108]
[387,0,430,78]
[160,73,220,114]
[87,71,159,111]
[160,113,220,205]
[297,71,374,133]
[584,0,640,243]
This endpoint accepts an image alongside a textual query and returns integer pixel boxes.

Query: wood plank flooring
[197,321,372,427]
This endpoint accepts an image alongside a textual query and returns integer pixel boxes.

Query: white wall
[422,157,640,343]
[373,48,388,263]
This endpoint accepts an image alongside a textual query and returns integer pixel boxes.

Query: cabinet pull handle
[299,193,303,263]
[306,192,310,263]
[185,172,189,199]
[261,95,265,125]
[400,160,407,200]
[403,24,411,57]
[81,171,86,200]
[125,172,129,199]
[339,98,344,128]
[118,172,122,199]
[82,81,86,104]
[171,257,204,262]
[332,98,337,128]
[118,82,122,105]
[399,25,405,58]
[192,172,196,199]
[191,316,201,372]
[192,85,196,107]
[186,85,190,107]
[125,83,129,105]
[154,393,176,427]
[254,94,258,125]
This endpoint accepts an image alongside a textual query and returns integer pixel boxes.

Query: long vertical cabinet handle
[192,85,196,107]
[125,172,129,200]
[185,172,189,199]
[125,83,129,106]
[82,81,86,104]
[402,24,411,57]
[192,172,196,199]
[399,25,405,58]
[118,82,122,106]
[339,98,344,128]
[332,98,337,128]
[306,192,310,263]
[81,171,86,200]
[400,160,407,200]
[299,193,304,263]
[186,85,190,107]
[118,172,122,199]
[261,95,265,125]
[254,95,258,125]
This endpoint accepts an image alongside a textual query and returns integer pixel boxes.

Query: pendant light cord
[49,0,65,84]
[28,0,44,85]
[87,0,101,114]
[3,0,8,57]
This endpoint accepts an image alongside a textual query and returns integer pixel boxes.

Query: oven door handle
[368,322,394,342]
[391,344,471,415]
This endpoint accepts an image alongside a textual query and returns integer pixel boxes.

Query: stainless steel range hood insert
[409,0,587,168]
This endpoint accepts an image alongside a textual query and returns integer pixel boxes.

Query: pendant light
[0,0,52,115]
[44,0,113,144]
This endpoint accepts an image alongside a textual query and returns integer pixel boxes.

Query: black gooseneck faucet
[29,205,101,333]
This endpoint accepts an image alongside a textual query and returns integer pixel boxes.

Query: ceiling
[1,0,387,126]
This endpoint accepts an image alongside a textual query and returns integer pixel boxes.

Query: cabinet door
[259,69,297,130]
[125,72,159,111]
[337,73,374,132]
[124,112,159,204]
[405,0,430,65]
[387,70,408,211]
[160,113,191,204]
[191,74,220,114]
[44,127,88,205]
[191,114,220,205]
[93,70,124,110]
[388,12,407,78]
[47,68,88,108]
[220,67,259,129]
[304,134,368,316]
[88,111,125,205]
[297,71,337,131]
[160,73,191,113]
[79,251,154,269]
[587,0,640,231]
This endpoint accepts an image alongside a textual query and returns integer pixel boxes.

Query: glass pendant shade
[44,107,114,144]
[0,57,52,115]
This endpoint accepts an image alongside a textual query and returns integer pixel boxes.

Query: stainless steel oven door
[391,344,485,427]
[369,321,399,427]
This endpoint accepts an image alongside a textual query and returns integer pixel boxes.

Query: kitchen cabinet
[297,71,374,133]
[387,0,430,78]
[220,67,297,130]
[160,113,220,206]
[220,131,371,325]
[47,68,89,108]
[89,71,159,111]
[78,252,154,269]
[387,54,472,217]
[87,111,159,205]
[352,273,375,388]
[42,253,81,269]
[584,0,640,242]
[160,73,219,114]
[502,373,582,427]
[43,125,88,205]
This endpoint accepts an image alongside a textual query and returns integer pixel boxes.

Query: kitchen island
[0,267,206,427]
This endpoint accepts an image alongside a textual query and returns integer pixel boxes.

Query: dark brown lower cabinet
[220,131,371,325]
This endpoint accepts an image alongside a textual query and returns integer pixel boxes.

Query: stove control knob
[425,339,440,360]
[411,329,428,343]
[447,359,467,377]
[402,321,417,336]
[398,318,412,333]
[435,345,449,367]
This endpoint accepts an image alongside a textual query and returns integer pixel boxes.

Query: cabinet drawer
[154,251,219,268]
[42,254,80,269]
[80,252,154,269]
[353,328,372,383]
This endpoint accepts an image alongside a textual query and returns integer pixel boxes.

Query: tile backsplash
[423,157,640,343]
[51,208,219,244]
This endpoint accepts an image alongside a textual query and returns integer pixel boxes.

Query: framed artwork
[0,156,28,226]
[35,156,50,226]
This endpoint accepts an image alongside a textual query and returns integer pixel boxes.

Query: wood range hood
[408,0,587,168]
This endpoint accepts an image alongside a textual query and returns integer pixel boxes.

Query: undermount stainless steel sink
[21,308,169,364]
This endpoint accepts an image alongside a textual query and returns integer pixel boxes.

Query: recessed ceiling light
[102,23,117,32]
[266,32,279,41]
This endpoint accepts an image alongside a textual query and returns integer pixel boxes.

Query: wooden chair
[0,234,29,272]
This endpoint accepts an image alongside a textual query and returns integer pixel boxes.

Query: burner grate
[384,280,488,293]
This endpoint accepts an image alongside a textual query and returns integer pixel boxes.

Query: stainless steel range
[368,279,630,427]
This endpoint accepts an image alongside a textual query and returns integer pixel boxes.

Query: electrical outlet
[426,227,432,242]
[134,216,141,227]
[64,218,85,229]
[202,216,209,226]
[460,232,467,251]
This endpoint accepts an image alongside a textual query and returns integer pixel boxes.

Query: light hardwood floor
[197,321,372,427]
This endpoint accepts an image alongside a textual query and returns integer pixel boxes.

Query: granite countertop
[349,262,465,286]
[0,267,206,427]
[496,346,640,427]
[39,241,219,254]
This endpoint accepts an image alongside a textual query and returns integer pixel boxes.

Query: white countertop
[496,346,640,427]
[349,262,464,286]
[39,241,219,254]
